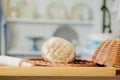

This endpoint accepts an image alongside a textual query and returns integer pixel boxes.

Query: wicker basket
[93,40,120,68]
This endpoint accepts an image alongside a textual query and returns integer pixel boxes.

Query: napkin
[0,56,33,67]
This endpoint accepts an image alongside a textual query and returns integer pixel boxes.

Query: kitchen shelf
[0,67,116,76]
[7,18,94,25]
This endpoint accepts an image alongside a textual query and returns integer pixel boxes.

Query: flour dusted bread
[41,37,76,63]
[93,39,120,68]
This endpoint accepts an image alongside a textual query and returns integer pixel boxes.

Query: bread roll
[41,37,76,63]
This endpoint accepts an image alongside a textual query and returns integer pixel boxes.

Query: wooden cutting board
[0,67,116,76]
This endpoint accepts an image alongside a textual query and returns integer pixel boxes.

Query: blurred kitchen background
[0,0,120,60]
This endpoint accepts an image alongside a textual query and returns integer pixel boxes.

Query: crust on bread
[41,37,76,63]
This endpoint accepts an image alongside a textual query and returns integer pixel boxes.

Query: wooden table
[0,67,119,80]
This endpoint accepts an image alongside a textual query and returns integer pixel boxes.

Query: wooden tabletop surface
[0,67,116,76]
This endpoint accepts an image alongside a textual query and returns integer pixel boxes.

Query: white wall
[108,0,120,33]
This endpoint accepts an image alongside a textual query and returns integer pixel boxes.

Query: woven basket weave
[93,40,120,68]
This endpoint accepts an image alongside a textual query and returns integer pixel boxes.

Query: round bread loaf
[41,37,76,63]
